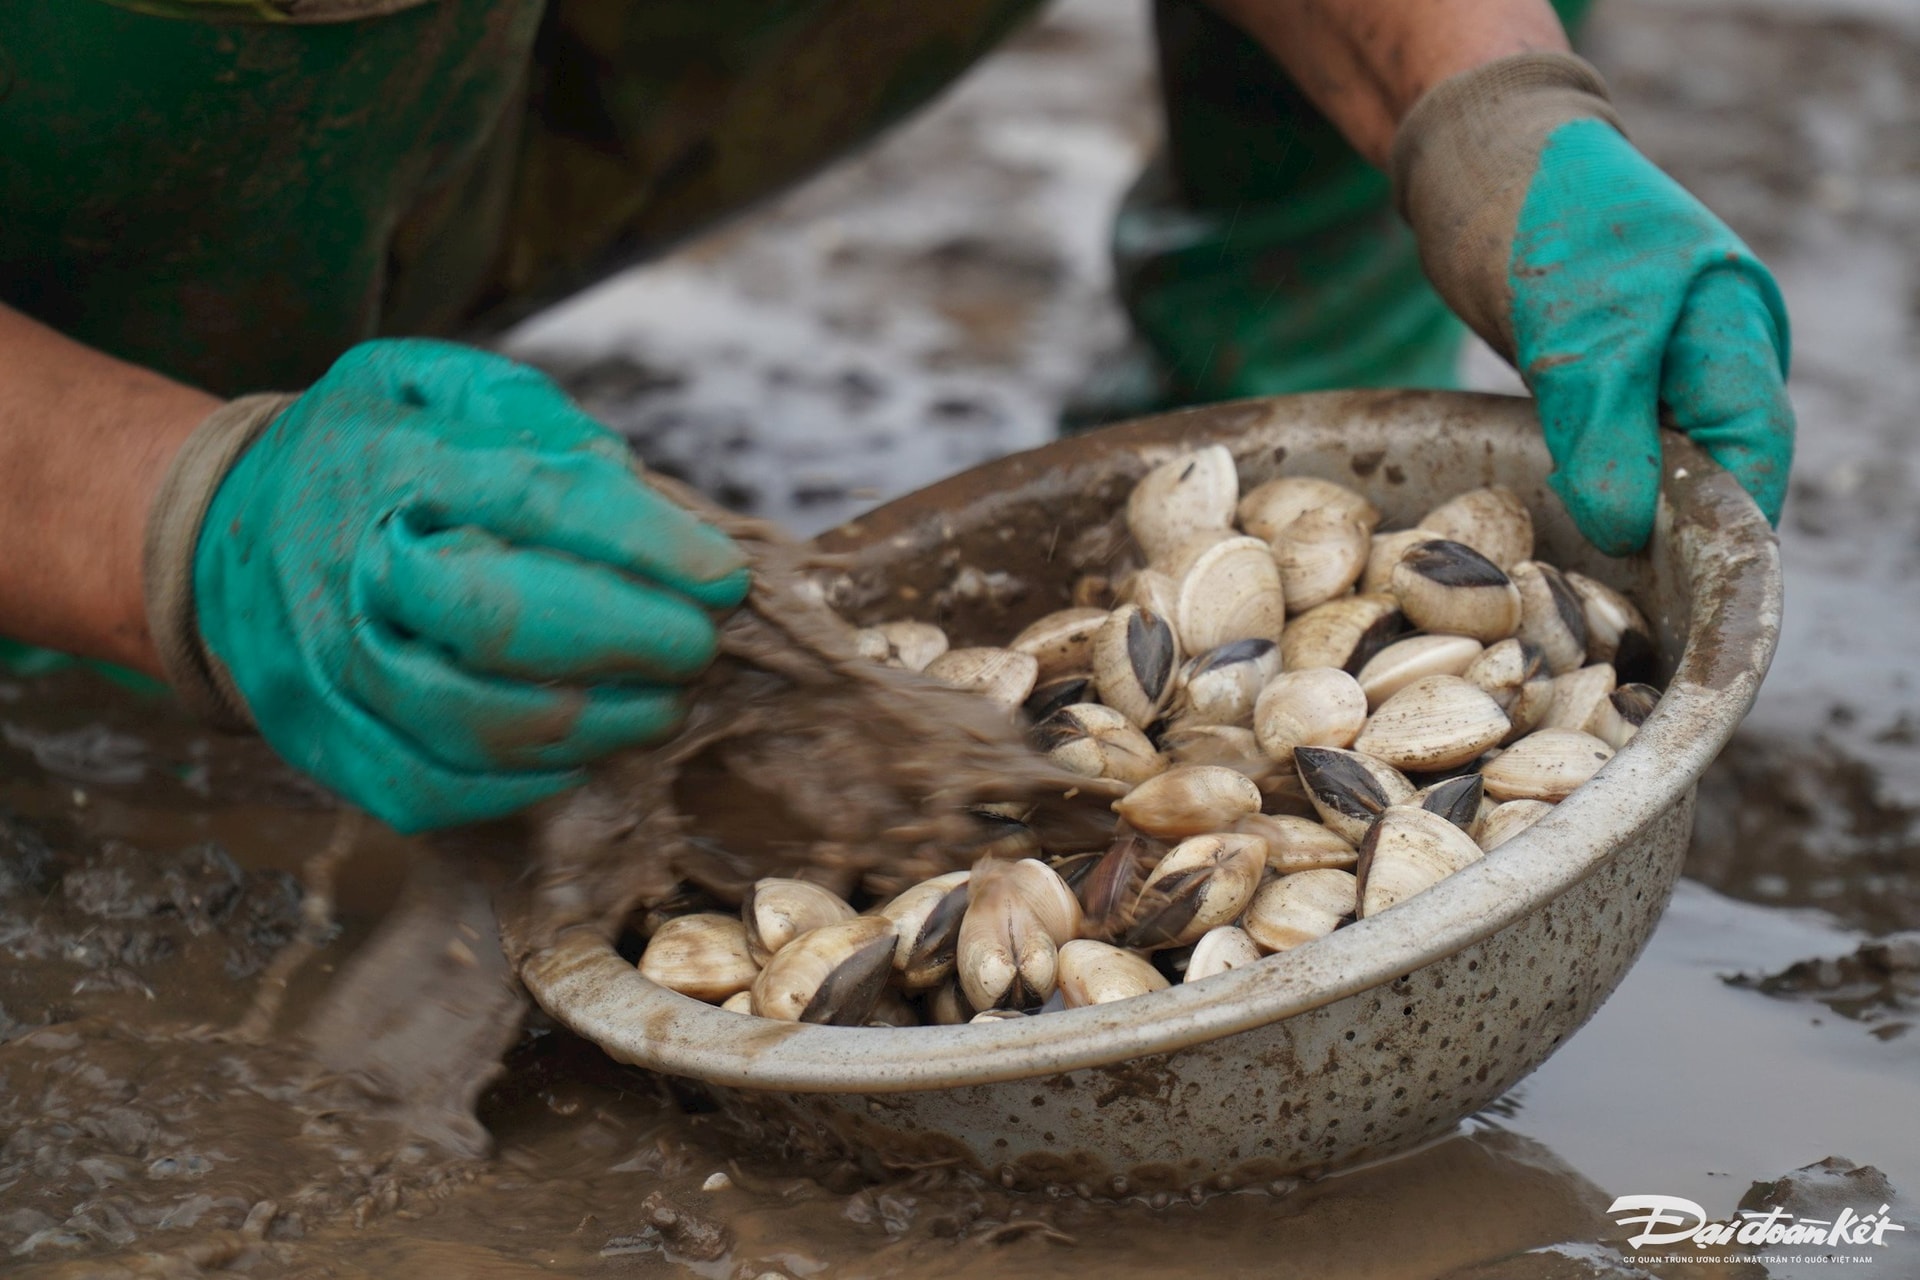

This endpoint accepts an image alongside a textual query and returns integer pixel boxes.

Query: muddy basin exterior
[519,390,1782,1194]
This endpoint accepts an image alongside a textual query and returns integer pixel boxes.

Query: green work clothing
[1115,0,1597,406]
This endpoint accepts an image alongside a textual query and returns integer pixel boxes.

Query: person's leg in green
[1099,0,1595,419]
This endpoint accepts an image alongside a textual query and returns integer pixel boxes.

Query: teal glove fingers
[346,625,685,773]
[1512,119,1793,554]
[184,339,749,832]
[426,446,751,610]
[1659,268,1794,524]
[361,521,722,682]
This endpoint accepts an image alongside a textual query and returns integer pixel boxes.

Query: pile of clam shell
[636,447,1662,1027]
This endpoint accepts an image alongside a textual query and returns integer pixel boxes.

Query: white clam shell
[1354,806,1484,918]
[1566,571,1655,671]
[1057,939,1171,1007]
[1361,528,1442,594]
[1292,746,1416,845]
[1390,540,1523,643]
[1034,703,1167,786]
[1355,634,1485,708]
[923,646,1040,709]
[1093,604,1182,728]
[857,620,950,672]
[639,914,760,1003]
[1119,567,1182,621]
[1230,812,1358,873]
[1123,833,1265,949]
[1252,667,1369,767]
[742,878,857,964]
[1010,608,1110,680]
[1175,638,1281,728]
[1242,868,1357,952]
[1237,476,1380,542]
[1159,723,1266,776]
[1353,674,1511,772]
[749,915,898,1024]
[1417,486,1533,570]
[1270,509,1370,614]
[1279,593,1403,672]
[875,870,972,991]
[1541,663,1617,733]
[1127,444,1239,564]
[1478,799,1555,851]
[1184,925,1264,982]
[1174,537,1287,655]
[1479,729,1615,802]
[1510,561,1589,676]
[1112,764,1263,839]
[957,859,1081,1010]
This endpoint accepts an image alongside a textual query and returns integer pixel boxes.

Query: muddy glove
[1392,53,1793,555]
[144,340,749,833]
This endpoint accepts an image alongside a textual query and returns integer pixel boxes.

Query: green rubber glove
[1393,54,1793,555]
[144,340,749,832]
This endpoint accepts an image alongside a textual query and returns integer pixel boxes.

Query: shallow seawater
[0,661,1914,1279]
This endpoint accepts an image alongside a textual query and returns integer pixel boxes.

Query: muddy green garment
[1118,0,1595,405]
[0,0,1579,684]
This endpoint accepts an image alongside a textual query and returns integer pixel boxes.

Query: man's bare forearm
[1200,0,1572,166]
[0,305,217,676]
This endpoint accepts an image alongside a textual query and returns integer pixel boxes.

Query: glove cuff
[1390,52,1624,361]
[143,392,298,731]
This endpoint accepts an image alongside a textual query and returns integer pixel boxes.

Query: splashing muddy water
[3,0,1919,1276]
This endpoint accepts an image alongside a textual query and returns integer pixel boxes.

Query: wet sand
[2,0,1917,1276]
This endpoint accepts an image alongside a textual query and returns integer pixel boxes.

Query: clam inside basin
[519,389,1781,1194]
